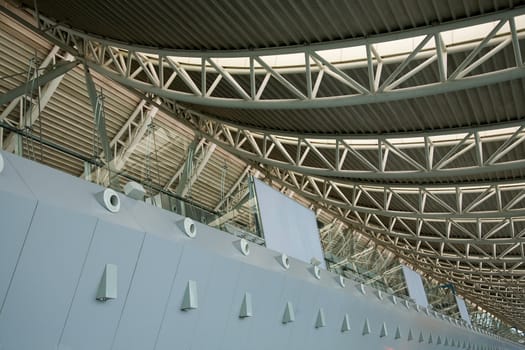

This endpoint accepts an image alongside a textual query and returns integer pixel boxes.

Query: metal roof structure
[1,0,525,331]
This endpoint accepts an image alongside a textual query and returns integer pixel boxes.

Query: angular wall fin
[282,302,295,323]
[341,314,351,332]
[181,280,198,310]
[380,322,388,338]
[408,328,414,341]
[315,308,326,328]
[239,292,253,318]
[395,326,401,339]
[96,264,117,301]
[359,283,366,295]
[362,318,371,335]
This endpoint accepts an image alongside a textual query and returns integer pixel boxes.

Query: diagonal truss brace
[189,116,525,181]
[13,5,525,110]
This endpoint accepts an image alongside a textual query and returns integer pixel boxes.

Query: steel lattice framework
[158,101,525,323]
[31,7,525,110]
[1,2,525,332]
[190,115,525,181]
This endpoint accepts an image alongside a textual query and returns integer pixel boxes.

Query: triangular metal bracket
[282,302,295,323]
[181,280,198,310]
[338,275,346,288]
[380,322,388,338]
[341,314,351,332]
[239,292,253,318]
[359,283,366,295]
[96,264,117,302]
[395,326,401,339]
[315,308,326,328]
[362,318,371,335]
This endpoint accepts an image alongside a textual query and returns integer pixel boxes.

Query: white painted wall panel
[254,178,325,268]
[402,265,429,307]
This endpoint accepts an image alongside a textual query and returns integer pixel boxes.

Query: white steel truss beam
[263,176,525,221]
[0,59,78,107]
[7,5,525,110]
[111,101,160,170]
[214,165,251,211]
[184,115,525,181]
[3,49,74,152]
[0,45,60,122]
[165,138,217,198]
[299,192,525,330]
[178,142,217,197]
[164,138,205,191]
[91,98,161,184]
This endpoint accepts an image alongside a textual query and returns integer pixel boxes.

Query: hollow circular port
[101,188,120,213]
[240,238,250,256]
[313,265,321,280]
[280,253,290,269]
[338,275,345,288]
[182,217,197,238]
[110,194,119,206]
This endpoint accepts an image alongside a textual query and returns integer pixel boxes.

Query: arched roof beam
[191,116,525,181]
[6,5,525,110]
[265,168,525,220]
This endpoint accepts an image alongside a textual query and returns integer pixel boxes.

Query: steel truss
[267,167,525,254]
[406,258,525,317]
[313,198,525,331]
[154,79,525,330]
[156,98,525,275]
[3,3,525,331]
[188,115,525,180]
[5,5,525,181]
[87,98,160,185]
[0,45,75,153]
[1,47,58,125]
[15,7,525,109]
[308,186,525,330]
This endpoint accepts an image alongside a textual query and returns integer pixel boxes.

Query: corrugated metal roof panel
[17,0,525,50]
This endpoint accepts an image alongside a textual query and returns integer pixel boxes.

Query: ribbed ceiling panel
[19,0,525,50]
